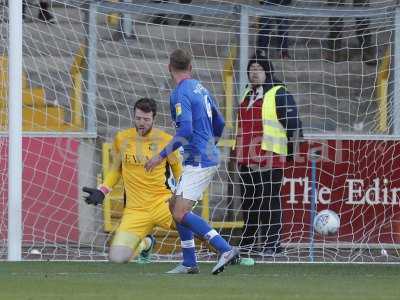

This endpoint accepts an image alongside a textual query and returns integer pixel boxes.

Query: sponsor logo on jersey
[148,143,157,151]
[175,103,182,116]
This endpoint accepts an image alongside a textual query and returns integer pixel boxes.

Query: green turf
[0,262,399,300]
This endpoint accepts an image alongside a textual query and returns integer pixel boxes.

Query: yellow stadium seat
[0,87,46,107]
[0,56,28,89]
[0,106,69,131]
[0,54,83,132]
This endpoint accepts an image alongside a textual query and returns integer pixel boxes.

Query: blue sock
[175,222,197,267]
[182,212,231,253]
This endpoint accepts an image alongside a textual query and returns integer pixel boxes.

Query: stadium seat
[0,55,82,131]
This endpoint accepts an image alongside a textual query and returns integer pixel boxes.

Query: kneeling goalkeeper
[83,98,182,263]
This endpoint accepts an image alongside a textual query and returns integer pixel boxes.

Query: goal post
[7,0,23,262]
[1,0,400,262]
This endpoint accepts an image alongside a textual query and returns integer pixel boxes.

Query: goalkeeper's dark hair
[134,98,157,117]
[169,48,192,71]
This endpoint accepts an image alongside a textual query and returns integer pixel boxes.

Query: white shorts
[175,165,218,201]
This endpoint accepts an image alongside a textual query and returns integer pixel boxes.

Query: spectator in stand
[151,0,194,26]
[257,0,292,59]
[233,54,302,256]
[23,1,54,23]
[325,0,376,64]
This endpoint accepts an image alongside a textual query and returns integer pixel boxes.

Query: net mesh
[0,0,399,262]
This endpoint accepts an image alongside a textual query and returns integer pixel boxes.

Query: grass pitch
[0,262,399,300]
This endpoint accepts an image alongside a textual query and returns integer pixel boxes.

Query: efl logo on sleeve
[175,103,182,116]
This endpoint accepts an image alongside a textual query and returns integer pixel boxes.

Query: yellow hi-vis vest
[261,85,288,155]
[237,85,288,155]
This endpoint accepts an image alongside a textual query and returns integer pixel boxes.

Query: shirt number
[204,95,212,120]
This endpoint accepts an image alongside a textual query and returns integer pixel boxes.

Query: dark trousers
[327,0,372,50]
[238,165,283,252]
[257,17,289,51]
[22,1,51,19]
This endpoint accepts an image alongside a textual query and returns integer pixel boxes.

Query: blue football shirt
[170,79,222,167]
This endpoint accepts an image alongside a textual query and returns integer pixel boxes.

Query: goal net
[1,0,399,263]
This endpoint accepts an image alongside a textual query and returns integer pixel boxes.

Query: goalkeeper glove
[82,186,109,205]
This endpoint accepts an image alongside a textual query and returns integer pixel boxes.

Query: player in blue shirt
[145,49,239,275]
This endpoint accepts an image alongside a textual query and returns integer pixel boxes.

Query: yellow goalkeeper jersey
[110,127,182,209]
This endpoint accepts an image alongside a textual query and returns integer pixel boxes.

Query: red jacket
[235,87,286,169]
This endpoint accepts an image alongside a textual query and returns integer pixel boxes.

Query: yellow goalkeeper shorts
[114,196,173,244]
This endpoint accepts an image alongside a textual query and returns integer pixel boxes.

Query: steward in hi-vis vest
[233,55,302,256]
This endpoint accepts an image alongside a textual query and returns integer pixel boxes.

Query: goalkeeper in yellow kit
[83,98,182,263]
